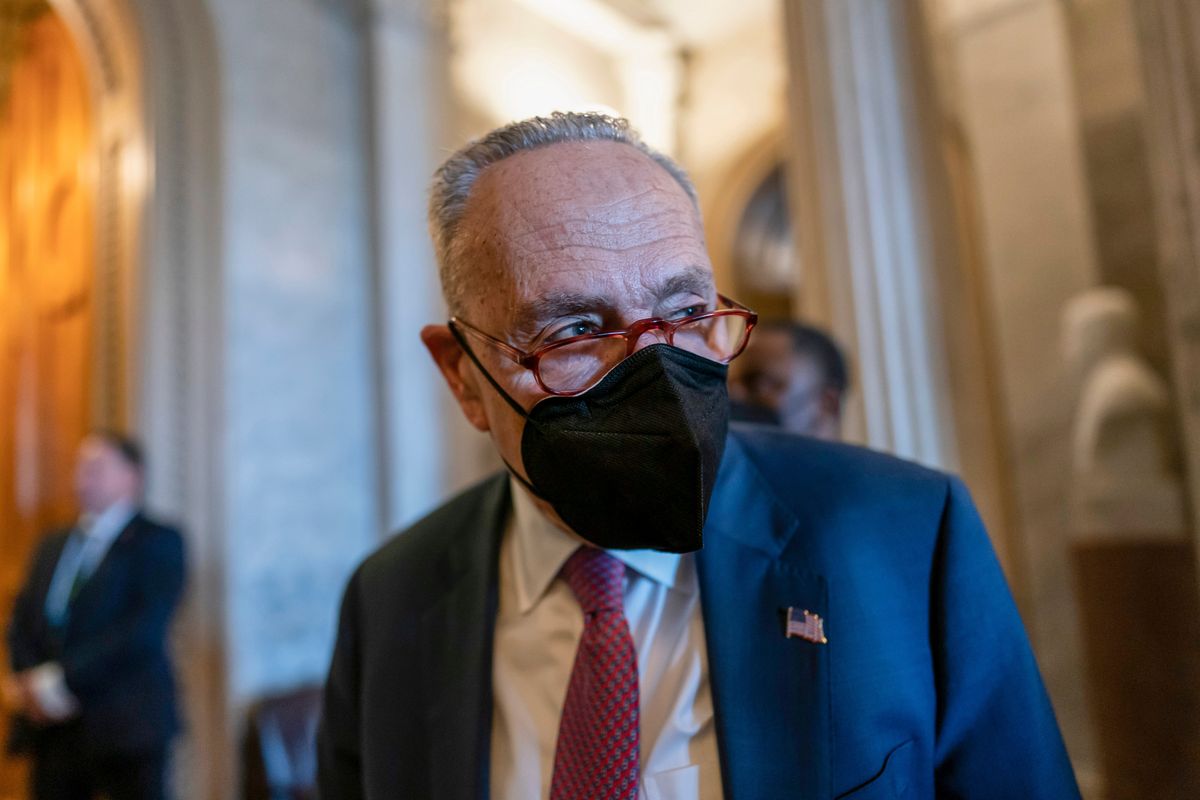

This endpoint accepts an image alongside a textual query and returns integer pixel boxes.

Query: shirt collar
[79,500,137,547]
[507,478,687,615]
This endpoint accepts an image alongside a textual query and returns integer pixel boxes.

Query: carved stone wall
[203,0,381,705]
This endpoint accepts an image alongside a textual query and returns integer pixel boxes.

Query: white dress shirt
[490,480,724,800]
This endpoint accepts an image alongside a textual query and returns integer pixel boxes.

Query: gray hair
[428,111,698,314]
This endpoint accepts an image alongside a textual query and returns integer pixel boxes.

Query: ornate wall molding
[782,0,959,466]
[51,0,141,430]
[702,128,788,297]
[781,0,1024,592]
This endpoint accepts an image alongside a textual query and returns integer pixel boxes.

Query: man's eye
[545,321,597,343]
[671,304,707,320]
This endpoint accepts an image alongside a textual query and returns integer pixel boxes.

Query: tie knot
[561,547,625,616]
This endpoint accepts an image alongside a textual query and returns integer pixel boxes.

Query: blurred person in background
[3,432,186,800]
[728,320,848,439]
[318,112,1078,800]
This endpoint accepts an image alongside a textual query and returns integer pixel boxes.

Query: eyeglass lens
[538,313,750,394]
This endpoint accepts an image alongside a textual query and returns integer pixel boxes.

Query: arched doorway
[0,3,101,793]
[730,163,796,321]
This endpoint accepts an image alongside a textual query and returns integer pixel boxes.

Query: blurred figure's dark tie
[550,547,640,800]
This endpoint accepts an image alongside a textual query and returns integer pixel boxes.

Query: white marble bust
[1062,286,1185,537]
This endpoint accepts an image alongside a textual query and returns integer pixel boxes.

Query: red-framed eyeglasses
[449,294,758,397]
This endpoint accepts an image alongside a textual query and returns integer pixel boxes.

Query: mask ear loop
[448,322,546,499]
[448,322,531,420]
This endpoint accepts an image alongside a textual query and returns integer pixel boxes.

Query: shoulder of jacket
[726,429,970,584]
[734,425,948,486]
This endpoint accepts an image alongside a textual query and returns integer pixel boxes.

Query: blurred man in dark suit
[728,320,849,439]
[4,432,185,800]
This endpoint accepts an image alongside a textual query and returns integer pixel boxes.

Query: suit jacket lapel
[421,476,509,800]
[28,534,72,652]
[697,435,832,800]
[37,534,73,611]
[69,513,142,611]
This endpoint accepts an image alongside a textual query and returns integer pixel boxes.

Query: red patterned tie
[550,547,640,800]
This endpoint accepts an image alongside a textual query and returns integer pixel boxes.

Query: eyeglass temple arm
[447,323,531,419]
[449,318,529,364]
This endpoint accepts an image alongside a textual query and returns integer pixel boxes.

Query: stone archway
[702,129,790,303]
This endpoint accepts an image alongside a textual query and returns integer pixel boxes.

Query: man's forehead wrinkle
[458,140,711,328]
[509,204,683,246]
[508,178,688,221]
[492,143,687,214]
[472,144,698,249]
[531,186,668,219]
[506,213,701,258]
[507,235,708,263]
[503,190,701,257]
[526,181,686,224]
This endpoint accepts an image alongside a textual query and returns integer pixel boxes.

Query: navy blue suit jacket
[318,428,1079,799]
[6,512,186,757]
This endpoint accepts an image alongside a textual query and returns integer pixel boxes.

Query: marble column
[782,0,951,466]
[1131,0,1200,561]
[365,0,452,529]
[369,0,507,531]
[780,0,1022,580]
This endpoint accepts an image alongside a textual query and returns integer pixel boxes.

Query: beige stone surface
[937,0,1101,782]
[1065,287,1186,537]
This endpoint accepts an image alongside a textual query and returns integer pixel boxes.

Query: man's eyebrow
[655,267,716,301]
[508,266,715,340]
[511,292,614,338]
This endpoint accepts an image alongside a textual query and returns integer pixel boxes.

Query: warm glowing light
[510,0,658,54]
[487,54,612,124]
[452,0,681,155]
[119,138,150,197]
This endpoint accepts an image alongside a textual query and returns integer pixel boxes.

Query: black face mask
[456,337,730,553]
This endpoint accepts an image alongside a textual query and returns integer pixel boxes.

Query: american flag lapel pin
[784,607,828,644]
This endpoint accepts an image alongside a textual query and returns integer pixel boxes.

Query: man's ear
[421,324,490,432]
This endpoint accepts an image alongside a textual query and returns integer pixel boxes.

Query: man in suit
[728,321,850,439]
[4,431,186,800]
[318,112,1079,799]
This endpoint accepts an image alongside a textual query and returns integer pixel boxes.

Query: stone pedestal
[1071,540,1200,800]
